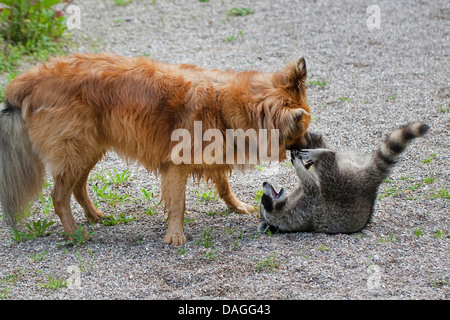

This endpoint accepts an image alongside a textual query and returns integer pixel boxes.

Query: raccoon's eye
[274,200,286,211]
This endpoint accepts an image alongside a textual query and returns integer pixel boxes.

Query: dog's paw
[163,232,187,246]
[230,201,256,214]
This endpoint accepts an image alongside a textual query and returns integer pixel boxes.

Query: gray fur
[0,102,45,225]
[258,122,429,234]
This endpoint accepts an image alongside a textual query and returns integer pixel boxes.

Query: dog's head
[258,181,286,233]
[261,58,312,159]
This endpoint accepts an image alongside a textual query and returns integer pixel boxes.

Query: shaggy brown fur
[0,52,311,245]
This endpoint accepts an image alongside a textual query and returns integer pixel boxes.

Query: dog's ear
[274,57,307,94]
[284,107,311,150]
[291,107,310,129]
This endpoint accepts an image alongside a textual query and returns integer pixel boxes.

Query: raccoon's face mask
[258,181,286,233]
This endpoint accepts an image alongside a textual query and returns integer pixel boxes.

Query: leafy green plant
[423,177,435,184]
[254,190,263,203]
[11,218,55,242]
[254,189,264,209]
[39,275,67,290]
[264,227,279,237]
[101,213,135,226]
[195,227,215,248]
[0,0,67,53]
[141,187,160,215]
[204,246,218,261]
[11,228,34,242]
[308,80,327,87]
[430,187,449,199]
[422,153,437,163]
[195,187,218,203]
[317,243,330,252]
[437,105,449,113]
[435,230,449,239]
[38,194,53,214]
[380,233,397,243]
[91,184,130,206]
[254,164,266,171]
[255,253,282,273]
[114,0,131,6]
[377,186,402,199]
[107,168,132,186]
[59,225,95,246]
[25,218,55,238]
[227,7,254,18]
[30,250,49,262]
[73,248,97,273]
[388,93,397,101]
[413,228,423,239]
[224,34,236,42]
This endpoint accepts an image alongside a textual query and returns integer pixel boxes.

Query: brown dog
[0,52,311,245]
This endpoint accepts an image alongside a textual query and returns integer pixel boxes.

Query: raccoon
[258,122,430,234]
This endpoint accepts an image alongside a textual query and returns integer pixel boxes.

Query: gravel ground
[0,0,448,300]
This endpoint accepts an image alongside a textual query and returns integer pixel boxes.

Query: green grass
[308,80,327,87]
[101,213,135,226]
[413,228,423,239]
[227,7,254,18]
[255,253,283,273]
[435,230,449,239]
[380,233,397,243]
[422,153,437,163]
[437,105,449,113]
[114,0,132,6]
[430,187,449,199]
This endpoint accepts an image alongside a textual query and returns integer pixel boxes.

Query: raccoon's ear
[274,57,307,93]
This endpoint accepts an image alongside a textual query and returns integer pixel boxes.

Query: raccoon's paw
[258,222,270,233]
[300,148,332,162]
[290,150,306,168]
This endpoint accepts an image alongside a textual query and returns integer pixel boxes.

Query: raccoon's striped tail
[0,101,45,225]
[373,122,429,179]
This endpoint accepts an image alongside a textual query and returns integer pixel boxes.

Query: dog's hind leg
[51,170,80,235]
[160,164,189,246]
[73,152,106,224]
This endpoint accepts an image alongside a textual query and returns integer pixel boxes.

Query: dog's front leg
[211,170,256,214]
[160,164,188,246]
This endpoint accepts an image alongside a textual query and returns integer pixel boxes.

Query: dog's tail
[372,122,429,179]
[0,101,45,225]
